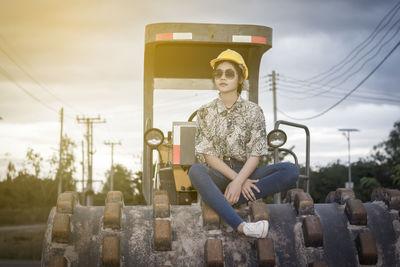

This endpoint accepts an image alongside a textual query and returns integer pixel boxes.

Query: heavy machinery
[41,23,400,266]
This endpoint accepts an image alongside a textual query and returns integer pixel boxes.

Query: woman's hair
[214,60,245,95]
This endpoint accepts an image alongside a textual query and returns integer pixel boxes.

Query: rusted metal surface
[302,215,323,247]
[204,239,224,267]
[257,238,275,267]
[153,191,170,218]
[42,199,400,266]
[102,236,120,267]
[251,202,270,222]
[154,220,172,251]
[56,192,76,214]
[106,191,124,204]
[335,188,355,205]
[372,188,400,210]
[294,192,314,215]
[51,213,70,244]
[356,232,377,265]
[201,200,221,230]
[103,202,122,230]
[345,199,367,225]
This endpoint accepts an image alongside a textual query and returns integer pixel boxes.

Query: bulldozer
[41,22,400,266]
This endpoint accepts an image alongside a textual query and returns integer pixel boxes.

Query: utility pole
[57,108,64,196]
[104,141,121,191]
[268,70,278,125]
[77,115,106,206]
[338,128,360,189]
[268,71,280,203]
[81,140,85,195]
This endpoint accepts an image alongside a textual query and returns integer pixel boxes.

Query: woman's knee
[282,162,300,184]
[188,164,207,183]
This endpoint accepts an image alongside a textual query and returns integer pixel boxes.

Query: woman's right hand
[224,179,243,205]
[241,179,260,201]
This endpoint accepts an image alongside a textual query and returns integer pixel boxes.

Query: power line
[0,64,58,113]
[273,2,400,100]
[273,29,400,101]
[311,20,400,96]
[275,19,400,99]
[0,38,82,114]
[278,39,400,121]
[275,78,400,102]
[275,87,400,104]
[278,74,400,99]
[304,1,400,82]
[274,77,400,101]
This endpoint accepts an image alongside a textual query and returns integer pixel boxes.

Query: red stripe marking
[173,145,180,164]
[251,36,267,44]
[156,33,173,41]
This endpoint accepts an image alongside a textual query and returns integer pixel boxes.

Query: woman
[188,49,299,238]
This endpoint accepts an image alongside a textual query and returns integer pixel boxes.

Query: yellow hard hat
[210,49,248,80]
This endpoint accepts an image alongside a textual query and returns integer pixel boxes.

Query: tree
[132,171,146,205]
[391,164,400,187]
[308,121,400,203]
[49,135,77,192]
[371,120,400,189]
[102,164,145,205]
[25,148,43,178]
[6,162,16,182]
[372,121,400,166]
[309,160,348,203]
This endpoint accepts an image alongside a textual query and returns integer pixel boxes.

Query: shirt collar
[216,95,244,114]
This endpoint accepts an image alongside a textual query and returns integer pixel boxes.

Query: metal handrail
[272,120,310,203]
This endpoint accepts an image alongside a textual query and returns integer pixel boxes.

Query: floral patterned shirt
[195,96,268,164]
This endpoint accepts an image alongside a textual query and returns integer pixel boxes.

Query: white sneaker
[243,220,269,238]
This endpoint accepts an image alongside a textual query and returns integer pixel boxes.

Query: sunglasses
[212,68,236,80]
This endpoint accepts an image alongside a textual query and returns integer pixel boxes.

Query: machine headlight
[267,129,287,148]
[144,128,164,149]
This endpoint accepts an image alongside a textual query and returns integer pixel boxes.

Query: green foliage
[358,177,381,200]
[309,120,400,202]
[0,174,58,209]
[370,120,400,188]
[0,226,44,259]
[0,207,51,226]
[391,164,400,187]
[0,137,77,226]
[6,162,16,182]
[309,160,348,203]
[259,149,289,166]
[359,177,381,188]
[49,135,77,191]
[25,148,43,177]
[102,164,145,205]
[373,121,400,166]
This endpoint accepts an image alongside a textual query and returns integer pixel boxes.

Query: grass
[0,207,52,226]
[0,226,45,260]
[0,207,51,260]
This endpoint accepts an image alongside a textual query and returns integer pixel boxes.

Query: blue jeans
[188,160,299,229]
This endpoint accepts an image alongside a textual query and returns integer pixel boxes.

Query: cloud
[0,0,399,183]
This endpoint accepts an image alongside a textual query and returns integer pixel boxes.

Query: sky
[0,0,399,191]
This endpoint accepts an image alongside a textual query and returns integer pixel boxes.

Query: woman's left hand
[224,179,242,205]
[241,179,260,201]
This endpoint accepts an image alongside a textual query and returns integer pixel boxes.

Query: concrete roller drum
[41,188,400,266]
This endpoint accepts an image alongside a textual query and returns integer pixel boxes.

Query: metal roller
[41,189,400,266]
